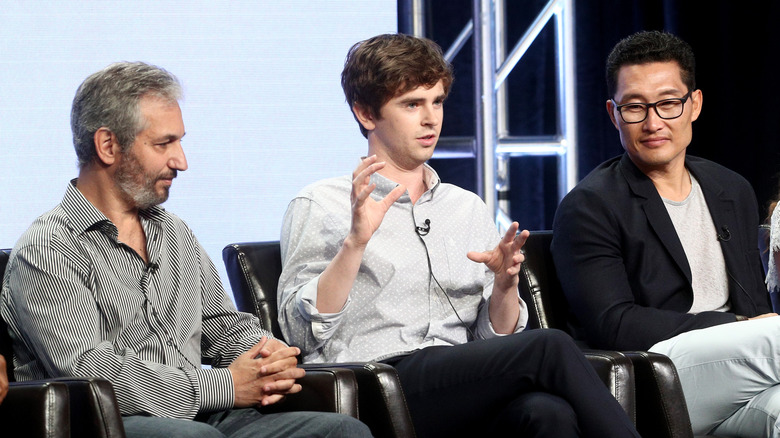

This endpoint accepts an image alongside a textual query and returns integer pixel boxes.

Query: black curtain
[403,0,780,229]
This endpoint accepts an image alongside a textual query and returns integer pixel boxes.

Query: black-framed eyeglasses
[612,90,693,124]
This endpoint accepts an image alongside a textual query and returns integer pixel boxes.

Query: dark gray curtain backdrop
[401,0,780,230]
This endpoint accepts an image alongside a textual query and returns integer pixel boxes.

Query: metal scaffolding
[404,0,578,230]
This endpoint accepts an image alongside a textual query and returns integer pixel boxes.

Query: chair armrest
[623,351,694,438]
[52,377,126,438]
[260,366,358,418]
[583,350,636,424]
[0,381,70,438]
[304,362,416,438]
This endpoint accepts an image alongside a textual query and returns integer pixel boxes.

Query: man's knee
[300,412,371,438]
[493,392,578,436]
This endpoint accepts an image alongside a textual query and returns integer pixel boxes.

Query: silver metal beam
[420,0,578,225]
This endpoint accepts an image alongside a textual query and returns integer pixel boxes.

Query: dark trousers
[390,329,639,438]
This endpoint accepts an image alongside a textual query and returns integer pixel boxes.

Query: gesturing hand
[467,222,530,288]
[349,155,406,247]
[228,337,305,407]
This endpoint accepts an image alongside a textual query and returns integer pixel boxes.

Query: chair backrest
[0,249,15,381]
[518,231,588,345]
[222,241,285,340]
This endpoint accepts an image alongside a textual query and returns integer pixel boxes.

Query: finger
[512,229,530,250]
[263,376,300,393]
[467,250,491,264]
[262,346,301,363]
[381,184,407,208]
[354,183,377,206]
[352,160,386,189]
[352,155,378,178]
[501,222,520,244]
[261,357,302,377]
[261,393,285,406]
[246,336,269,360]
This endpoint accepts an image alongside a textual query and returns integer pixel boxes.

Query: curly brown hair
[341,33,454,138]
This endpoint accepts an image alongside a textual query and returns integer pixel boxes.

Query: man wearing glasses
[553,31,780,437]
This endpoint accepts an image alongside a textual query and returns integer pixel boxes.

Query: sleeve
[277,197,351,354]
[3,241,240,418]
[551,188,736,351]
[197,233,274,367]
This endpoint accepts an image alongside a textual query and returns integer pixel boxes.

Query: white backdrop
[0,1,396,297]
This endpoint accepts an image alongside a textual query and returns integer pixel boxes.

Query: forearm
[316,235,366,313]
[487,277,522,334]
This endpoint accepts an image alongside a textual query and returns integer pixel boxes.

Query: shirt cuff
[476,296,528,338]
[190,367,234,413]
[296,275,351,342]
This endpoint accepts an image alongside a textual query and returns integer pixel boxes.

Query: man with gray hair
[0,62,370,437]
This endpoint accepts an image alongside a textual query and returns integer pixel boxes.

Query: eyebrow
[153,132,186,143]
[398,94,447,105]
[618,89,684,102]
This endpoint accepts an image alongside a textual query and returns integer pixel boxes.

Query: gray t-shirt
[662,173,730,314]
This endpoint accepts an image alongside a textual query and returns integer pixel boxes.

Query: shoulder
[15,204,75,252]
[686,155,752,189]
[560,155,626,206]
[436,182,485,205]
[294,175,351,203]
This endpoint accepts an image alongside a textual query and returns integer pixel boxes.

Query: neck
[76,167,140,228]
[645,164,691,202]
[369,148,428,203]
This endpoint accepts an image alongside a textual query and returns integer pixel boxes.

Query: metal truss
[404,0,578,230]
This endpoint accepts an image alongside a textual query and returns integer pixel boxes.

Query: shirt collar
[61,179,166,236]
[368,163,441,203]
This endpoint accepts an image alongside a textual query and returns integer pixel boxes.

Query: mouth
[641,137,669,148]
[417,134,437,147]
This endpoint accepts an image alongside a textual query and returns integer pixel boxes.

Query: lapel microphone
[416,219,431,236]
[717,225,731,242]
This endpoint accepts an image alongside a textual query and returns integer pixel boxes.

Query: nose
[642,106,664,131]
[421,103,441,127]
[168,140,188,171]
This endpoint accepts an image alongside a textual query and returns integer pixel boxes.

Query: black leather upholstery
[518,231,696,438]
[223,241,417,438]
[0,380,70,437]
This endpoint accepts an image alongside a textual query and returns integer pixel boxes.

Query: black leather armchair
[1,248,125,437]
[223,241,642,436]
[2,245,362,436]
[518,231,697,438]
[223,241,416,438]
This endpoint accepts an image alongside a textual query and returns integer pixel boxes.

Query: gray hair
[71,62,182,168]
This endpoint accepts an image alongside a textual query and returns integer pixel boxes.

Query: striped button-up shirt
[0,180,273,419]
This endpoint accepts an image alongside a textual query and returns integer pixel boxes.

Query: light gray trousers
[651,316,780,438]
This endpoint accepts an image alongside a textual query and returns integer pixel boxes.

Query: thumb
[467,250,490,263]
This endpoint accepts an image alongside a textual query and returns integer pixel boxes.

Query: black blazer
[552,153,771,350]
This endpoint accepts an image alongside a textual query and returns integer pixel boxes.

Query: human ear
[606,99,620,129]
[352,103,376,132]
[689,89,703,122]
[93,127,120,166]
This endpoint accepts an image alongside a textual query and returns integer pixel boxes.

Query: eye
[656,100,680,110]
[621,103,645,113]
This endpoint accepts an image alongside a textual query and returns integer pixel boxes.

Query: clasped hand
[229,337,305,407]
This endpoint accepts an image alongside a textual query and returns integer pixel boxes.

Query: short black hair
[606,31,695,98]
